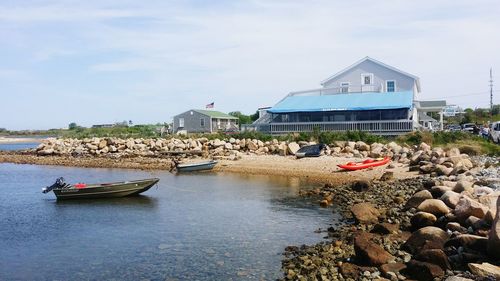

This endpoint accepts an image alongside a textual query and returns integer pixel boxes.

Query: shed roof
[267,91,413,113]
[193,110,239,119]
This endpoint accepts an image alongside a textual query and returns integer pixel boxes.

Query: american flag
[206,102,214,109]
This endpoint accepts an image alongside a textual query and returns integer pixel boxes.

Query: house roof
[417,100,447,108]
[267,91,413,113]
[193,109,239,119]
[320,57,421,92]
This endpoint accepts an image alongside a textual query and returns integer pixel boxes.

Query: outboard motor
[42,177,67,193]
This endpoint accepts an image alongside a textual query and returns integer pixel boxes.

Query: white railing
[289,85,386,97]
[247,120,413,135]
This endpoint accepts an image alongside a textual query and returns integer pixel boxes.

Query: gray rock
[440,191,461,209]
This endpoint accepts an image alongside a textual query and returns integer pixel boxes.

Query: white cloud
[1,0,499,129]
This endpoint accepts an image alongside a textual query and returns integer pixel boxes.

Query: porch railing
[244,120,414,135]
[289,85,386,96]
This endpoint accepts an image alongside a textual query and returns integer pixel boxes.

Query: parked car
[490,121,500,143]
[462,123,478,134]
[446,124,461,132]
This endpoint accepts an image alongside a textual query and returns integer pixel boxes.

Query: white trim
[361,73,374,85]
[320,56,421,92]
[385,80,396,92]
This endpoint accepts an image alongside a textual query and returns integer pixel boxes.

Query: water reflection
[53,195,158,208]
[0,163,334,281]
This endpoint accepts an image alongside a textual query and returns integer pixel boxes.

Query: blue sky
[1,0,499,130]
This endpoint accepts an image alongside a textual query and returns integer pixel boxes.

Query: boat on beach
[337,157,391,171]
[175,160,218,172]
[295,144,326,158]
[42,177,159,200]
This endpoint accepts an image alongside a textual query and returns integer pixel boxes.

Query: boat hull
[337,157,391,171]
[176,160,217,172]
[52,178,159,200]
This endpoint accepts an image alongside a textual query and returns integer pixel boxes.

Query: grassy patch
[397,131,499,156]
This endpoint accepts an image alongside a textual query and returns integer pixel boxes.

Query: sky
[1,0,499,130]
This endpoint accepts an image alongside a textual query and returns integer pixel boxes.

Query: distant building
[251,57,432,135]
[173,109,239,134]
[91,124,115,128]
[415,100,447,131]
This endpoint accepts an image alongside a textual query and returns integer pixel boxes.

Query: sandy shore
[0,137,43,144]
[0,152,418,184]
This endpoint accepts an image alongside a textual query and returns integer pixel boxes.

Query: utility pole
[490,68,493,111]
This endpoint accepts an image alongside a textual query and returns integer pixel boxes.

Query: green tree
[229,111,252,124]
[250,110,260,121]
[492,104,500,116]
[68,122,78,130]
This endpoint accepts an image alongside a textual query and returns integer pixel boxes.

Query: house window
[386,80,396,92]
[340,82,350,93]
[361,73,374,85]
[179,118,184,127]
[200,118,205,127]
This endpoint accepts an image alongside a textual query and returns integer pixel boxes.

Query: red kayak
[337,157,391,171]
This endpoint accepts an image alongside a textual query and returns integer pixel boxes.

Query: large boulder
[445,234,488,252]
[447,147,461,157]
[488,196,500,259]
[403,226,449,254]
[287,142,300,155]
[417,199,450,217]
[410,212,437,230]
[440,191,461,209]
[351,203,380,224]
[467,262,500,279]
[405,260,444,281]
[406,190,433,209]
[354,232,395,266]
[452,180,474,193]
[415,249,451,270]
[454,197,489,221]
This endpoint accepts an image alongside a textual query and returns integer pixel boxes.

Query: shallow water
[0,142,39,151]
[0,163,337,280]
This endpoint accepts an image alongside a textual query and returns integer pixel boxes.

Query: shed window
[200,118,205,127]
[179,118,184,127]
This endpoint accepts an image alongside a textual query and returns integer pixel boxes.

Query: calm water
[0,142,39,151]
[0,163,336,280]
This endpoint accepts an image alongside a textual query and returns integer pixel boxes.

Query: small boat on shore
[175,160,218,172]
[337,157,391,171]
[295,144,326,158]
[42,177,159,200]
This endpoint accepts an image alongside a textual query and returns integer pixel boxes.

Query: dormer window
[340,82,350,93]
[386,80,396,92]
[361,73,374,85]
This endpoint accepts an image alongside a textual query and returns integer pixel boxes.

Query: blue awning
[268,91,413,113]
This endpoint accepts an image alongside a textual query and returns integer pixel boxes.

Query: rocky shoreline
[1,137,499,280]
[283,162,500,280]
